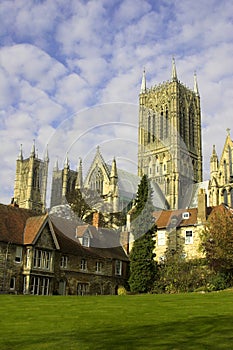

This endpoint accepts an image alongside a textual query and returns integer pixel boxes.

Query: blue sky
[0,0,233,206]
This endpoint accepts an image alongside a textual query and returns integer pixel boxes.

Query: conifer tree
[128,175,157,293]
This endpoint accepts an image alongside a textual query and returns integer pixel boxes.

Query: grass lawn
[0,292,233,350]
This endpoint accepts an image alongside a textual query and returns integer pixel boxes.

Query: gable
[35,222,57,249]
[24,215,60,249]
[84,148,110,187]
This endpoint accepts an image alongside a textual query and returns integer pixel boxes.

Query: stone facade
[209,129,233,207]
[138,59,202,209]
[0,204,128,295]
[13,143,48,213]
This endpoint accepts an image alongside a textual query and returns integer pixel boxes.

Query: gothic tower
[138,59,202,209]
[50,155,78,208]
[13,142,49,213]
[209,129,233,207]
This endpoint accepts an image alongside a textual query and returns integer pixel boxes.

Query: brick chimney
[92,212,100,229]
[197,188,207,223]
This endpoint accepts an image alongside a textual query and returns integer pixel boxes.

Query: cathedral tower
[138,59,202,209]
[13,142,49,213]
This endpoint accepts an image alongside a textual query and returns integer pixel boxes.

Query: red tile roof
[0,204,38,244]
[154,208,198,229]
[23,214,48,244]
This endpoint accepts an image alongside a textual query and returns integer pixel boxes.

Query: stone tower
[138,59,202,209]
[13,142,49,213]
[209,129,233,206]
[50,155,78,208]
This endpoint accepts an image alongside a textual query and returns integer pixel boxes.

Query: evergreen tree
[128,175,157,293]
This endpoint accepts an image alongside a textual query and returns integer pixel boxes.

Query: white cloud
[0,0,233,205]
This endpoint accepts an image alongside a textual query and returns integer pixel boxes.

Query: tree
[201,205,233,276]
[128,175,157,293]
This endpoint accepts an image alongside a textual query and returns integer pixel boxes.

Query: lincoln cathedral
[1,59,233,295]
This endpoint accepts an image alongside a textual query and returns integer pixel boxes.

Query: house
[0,203,129,295]
[153,188,233,262]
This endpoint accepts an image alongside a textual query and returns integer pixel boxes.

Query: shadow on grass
[3,315,233,350]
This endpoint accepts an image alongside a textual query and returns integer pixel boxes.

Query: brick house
[0,204,129,295]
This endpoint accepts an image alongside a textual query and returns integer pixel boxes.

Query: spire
[76,158,83,189]
[171,57,177,81]
[226,128,231,137]
[44,145,49,162]
[53,158,59,171]
[210,144,219,174]
[64,153,69,168]
[18,144,23,160]
[110,157,118,179]
[140,68,146,93]
[194,71,199,95]
[30,139,36,158]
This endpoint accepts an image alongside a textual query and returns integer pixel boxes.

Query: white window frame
[60,256,68,268]
[185,230,193,244]
[157,231,165,246]
[95,261,103,273]
[33,249,51,270]
[80,259,87,271]
[15,246,22,263]
[182,212,190,219]
[115,260,122,276]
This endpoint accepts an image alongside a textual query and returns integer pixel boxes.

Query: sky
[0,0,233,207]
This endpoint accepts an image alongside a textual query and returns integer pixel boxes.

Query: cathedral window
[33,168,40,189]
[230,188,233,207]
[189,105,195,148]
[160,110,164,141]
[224,160,228,183]
[148,114,151,143]
[228,146,233,178]
[223,189,228,205]
[152,114,156,142]
[165,107,169,139]
[165,178,170,195]
[90,166,103,194]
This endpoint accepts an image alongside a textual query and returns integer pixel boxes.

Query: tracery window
[89,166,103,194]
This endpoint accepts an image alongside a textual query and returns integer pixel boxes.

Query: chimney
[198,188,207,223]
[92,212,100,229]
[120,231,130,255]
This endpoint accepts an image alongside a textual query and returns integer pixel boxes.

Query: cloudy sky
[0,0,233,206]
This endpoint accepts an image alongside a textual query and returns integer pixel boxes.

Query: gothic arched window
[165,107,169,139]
[160,109,163,141]
[148,114,151,143]
[152,114,156,142]
[89,166,104,194]
[230,188,233,207]
[223,188,228,205]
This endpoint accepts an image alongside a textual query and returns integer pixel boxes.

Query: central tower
[138,59,202,209]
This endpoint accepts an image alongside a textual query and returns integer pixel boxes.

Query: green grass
[0,292,233,349]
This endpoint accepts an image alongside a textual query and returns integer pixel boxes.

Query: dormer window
[83,233,90,247]
[182,212,190,219]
